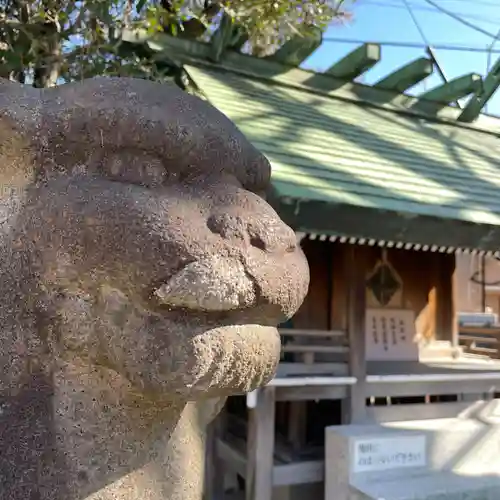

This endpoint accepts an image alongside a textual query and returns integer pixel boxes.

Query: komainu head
[0,77,309,402]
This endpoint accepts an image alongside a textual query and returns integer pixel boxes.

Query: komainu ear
[0,78,41,121]
[0,79,41,193]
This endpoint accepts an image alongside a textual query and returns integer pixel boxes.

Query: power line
[487,29,500,72]
[429,0,500,8]
[422,0,499,39]
[402,0,430,45]
[400,0,461,108]
[485,28,500,113]
[361,0,500,28]
[321,36,500,53]
[401,0,434,91]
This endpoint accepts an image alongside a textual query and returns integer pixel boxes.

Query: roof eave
[269,192,500,253]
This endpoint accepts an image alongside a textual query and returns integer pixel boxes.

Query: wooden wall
[294,241,457,343]
[274,241,457,438]
[456,254,500,316]
[291,239,333,331]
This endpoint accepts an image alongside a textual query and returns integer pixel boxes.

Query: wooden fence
[459,325,500,358]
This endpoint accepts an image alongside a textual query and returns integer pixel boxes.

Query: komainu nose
[207,212,297,254]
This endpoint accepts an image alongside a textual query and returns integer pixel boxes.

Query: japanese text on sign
[353,435,426,473]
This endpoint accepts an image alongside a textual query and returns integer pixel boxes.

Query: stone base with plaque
[325,416,500,500]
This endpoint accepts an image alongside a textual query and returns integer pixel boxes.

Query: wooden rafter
[374,57,433,93]
[267,26,323,67]
[209,12,249,62]
[411,73,483,112]
[229,25,249,52]
[209,11,234,63]
[458,56,500,122]
[122,29,500,125]
[325,43,381,81]
[419,73,482,103]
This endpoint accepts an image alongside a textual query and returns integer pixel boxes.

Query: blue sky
[303,0,500,116]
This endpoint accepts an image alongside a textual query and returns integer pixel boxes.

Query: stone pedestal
[325,415,500,500]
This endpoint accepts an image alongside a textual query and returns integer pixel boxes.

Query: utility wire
[485,28,500,113]
[486,28,500,70]
[401,0,461,106]
[422,0,499,40]
[401,0,432,91]
[402,0,430,46]
[321,36,500,53]
[434,0,499,7]
[362,0,500,28]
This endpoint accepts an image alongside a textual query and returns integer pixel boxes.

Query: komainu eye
[105,151,174,188]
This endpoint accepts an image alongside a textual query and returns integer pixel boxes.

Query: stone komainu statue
[0,77,309,500]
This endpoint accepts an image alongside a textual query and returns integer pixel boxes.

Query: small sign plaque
[365,308,418,361]
[353,435,426,473]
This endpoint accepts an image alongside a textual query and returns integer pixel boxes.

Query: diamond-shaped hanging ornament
[366,263,400,306]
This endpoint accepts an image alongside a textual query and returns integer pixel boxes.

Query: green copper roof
[185,64,500,249]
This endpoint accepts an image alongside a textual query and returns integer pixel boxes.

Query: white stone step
[326,415,500,500]
[419,341,464,360]
[354,471,500,500]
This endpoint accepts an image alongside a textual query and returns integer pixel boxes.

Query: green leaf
[1,0,354,87]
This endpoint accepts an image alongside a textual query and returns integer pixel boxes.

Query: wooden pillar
[246,386,276,500]
[204,410,226,500]
[285,239,331,449]
[450,258,458,347]
[434,253,458,345]
[345,245,368,424]
[288,400,307,452]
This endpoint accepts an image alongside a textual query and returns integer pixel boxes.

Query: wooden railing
[459,325,500,358]
[277,328,349,377]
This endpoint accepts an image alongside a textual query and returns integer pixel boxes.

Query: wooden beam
[229,25,248,51]
[275,386,347,401]
[209,11,234,62]
[127,30,210,61]
[417,73,482,105]
[458,56,500,122]
[325,43,381,81]
[374,57,433,93]
[217,438,247,478]
[246,386,275,500]
[273,460,324,486]
[276,362,348,377]
[366,400,483,423]
[279,328,345,337]
[204,411,226,500]
[268,26,322,67]
[366,378,500,398]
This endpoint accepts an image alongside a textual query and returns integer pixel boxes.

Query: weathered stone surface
[0,77,309,500]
